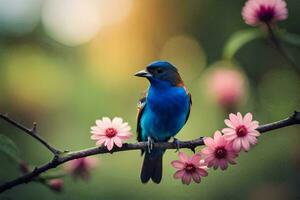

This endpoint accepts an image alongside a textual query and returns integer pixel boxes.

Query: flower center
[236,125,248,137]
[105,128,117,138]
[257,5,275,22]
[214,147,227,159]
[185,163,196,173]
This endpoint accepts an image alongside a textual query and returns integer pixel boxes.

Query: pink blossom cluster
[171,112,260,185]
[88,114,260,185]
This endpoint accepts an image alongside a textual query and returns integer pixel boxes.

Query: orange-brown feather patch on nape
[176,81,185,87]
[174,72,184,87]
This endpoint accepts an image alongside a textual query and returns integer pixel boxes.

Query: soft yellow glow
[42,0,101,46]
[85,26,157,86]
[98,0,133,26]
[160,35,206,81]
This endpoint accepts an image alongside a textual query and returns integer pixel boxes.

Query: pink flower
[171,152,208,185]
[64,157,98,181]
[91,117,132,151]
[48,179,64,192]
[242,0,288,26]
[207,67,246,108]
[202,131,238,170]
[222,112,260,152]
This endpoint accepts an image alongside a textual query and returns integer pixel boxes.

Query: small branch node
[190,147,196,153]
[33,167,38,173]
[31,122,37,134]
[293,111,300,122]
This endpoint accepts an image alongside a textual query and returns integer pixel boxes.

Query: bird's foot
[172,137,181,152]
[147,137,154,153]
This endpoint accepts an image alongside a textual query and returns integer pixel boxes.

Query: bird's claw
[147,137,154,153]
[172,137,181,152]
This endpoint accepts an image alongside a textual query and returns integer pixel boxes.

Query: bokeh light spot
[202,61,248,109]
[42,0,102,46]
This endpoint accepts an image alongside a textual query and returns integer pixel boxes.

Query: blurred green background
[0,0,300,199]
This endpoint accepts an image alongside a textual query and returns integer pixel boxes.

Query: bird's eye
[156,68,163,74]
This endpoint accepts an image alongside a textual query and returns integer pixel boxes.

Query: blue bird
[134,61,192,184]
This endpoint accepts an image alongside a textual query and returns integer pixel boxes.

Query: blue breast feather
[140,85,190,142]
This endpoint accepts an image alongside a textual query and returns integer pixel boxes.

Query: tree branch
[0,111,299,193]
[0,114,62,156]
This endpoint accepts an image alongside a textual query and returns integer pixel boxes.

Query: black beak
[134,69,152,78]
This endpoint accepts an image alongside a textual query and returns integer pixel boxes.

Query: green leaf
[279,31,300,47]
[223,29,263,60]
[0,134,20,162]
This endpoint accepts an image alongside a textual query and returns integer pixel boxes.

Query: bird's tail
[140,151,163,184]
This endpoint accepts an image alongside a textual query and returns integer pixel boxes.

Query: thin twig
[265,23,300,73]
[0,114,62,156]
[0,111,299,193]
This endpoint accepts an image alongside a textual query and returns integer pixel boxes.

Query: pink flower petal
[171,161,185,169]
[224,133,238,141]
[91,134,104,140]
[178,152,189,162]
[112,117,123,127]
[205,155,216,163]
[106,139,114,151]
[248,130,260,137]
[173,170,185,179]
[201,147,214,155]
[196,168,208,177]
[247,135,258,144]
[243,113,253,124]
[113,137,123,148]
[237,112,243,123]
[224,119,235,128]
[91,126,100,131]
[219,159,228,170]
[90,130,102,134]
[190,154,201,164]
[248,121,259,130]
[213,131,223,142]
[96,138,107,146]
[119,126,131,133]
[213,160,220,170]
[192,172,201,183]
[229,113,240,126]
[117,132,132,139]
[182,173,192,185]
[233,138,242,151]
[241,138,250,151]
[227,155,237,164]
[95,120,104,127]
[102,117,112,126]
[222,128,235,134]
[204,137,215,148]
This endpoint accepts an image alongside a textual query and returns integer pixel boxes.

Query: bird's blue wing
[136,95,146,142]
[184,92,192,124]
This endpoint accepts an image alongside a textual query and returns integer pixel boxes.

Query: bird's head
[134,61,183,86]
